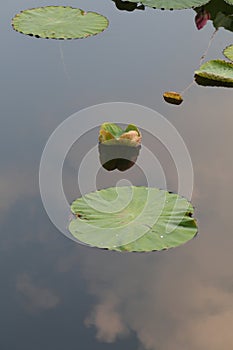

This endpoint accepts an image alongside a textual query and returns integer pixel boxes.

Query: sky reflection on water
[0,0,233,349]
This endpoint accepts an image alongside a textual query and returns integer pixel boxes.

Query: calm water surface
[1,1,233,349]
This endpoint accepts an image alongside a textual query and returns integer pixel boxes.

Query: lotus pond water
[1,0,233,349]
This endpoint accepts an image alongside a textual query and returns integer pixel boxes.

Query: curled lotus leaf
[99,123,141,146]
[163,91,183,105]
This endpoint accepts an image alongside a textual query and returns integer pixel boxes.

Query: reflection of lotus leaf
[98,143,141,171]
[12,6,109,39]
[195,60,233,87]
[69,186,197,252]
[125,0,210,10]
[112,0,145,11]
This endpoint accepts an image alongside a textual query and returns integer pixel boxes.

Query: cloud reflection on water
[16,273,60,312]
[56,93,233,350]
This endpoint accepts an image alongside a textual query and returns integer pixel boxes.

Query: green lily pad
[69,186,197,252]
[126,0,210,10]
[12,6,109,39]
[223,45,233,62]
[224,0,233,5]
[195,60,233,87]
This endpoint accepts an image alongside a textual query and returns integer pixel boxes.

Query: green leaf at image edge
[224,0,233,5]
[223,45,233,62]
[195,60,233,87]
[126,0,210,10]
[69,186,198,252]
[12,6,109,39]
[213,11,233,31]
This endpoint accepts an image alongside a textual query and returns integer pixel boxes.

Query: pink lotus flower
[195,9,211,30]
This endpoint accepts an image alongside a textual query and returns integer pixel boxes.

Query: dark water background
[1,1,233,349]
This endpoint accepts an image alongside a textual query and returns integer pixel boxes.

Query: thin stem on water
[180,29,218,96]
[180,80,195,95]
[59,41,71,81]
[199,28,218,66]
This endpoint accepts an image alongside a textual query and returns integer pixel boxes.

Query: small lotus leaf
[223,45,233,62]
[163,91,183,105]
[12,6,109,39]
[195,60,233,87]
[69,186,197,252]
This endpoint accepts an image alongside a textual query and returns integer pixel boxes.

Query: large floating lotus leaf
[126,0,210,10]
[12,6,109,39]
[195,60,233,87]
[223,45,233,62]
[69,186,197,252]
